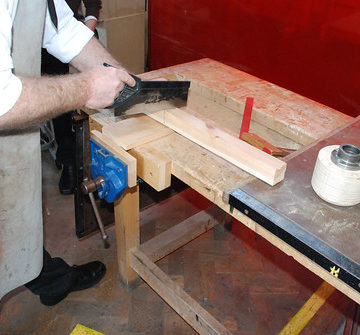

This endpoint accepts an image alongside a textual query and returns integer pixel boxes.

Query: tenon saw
[104,63,190,116]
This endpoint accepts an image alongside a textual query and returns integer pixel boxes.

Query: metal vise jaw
[88,139,128,203]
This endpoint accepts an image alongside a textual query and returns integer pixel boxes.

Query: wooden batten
[140,206,231,262]
[129,248,233,335]
[149,108,287,186]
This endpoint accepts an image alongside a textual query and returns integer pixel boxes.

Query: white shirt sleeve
[0,0,94,117]
[0,1,22,117]
[43,0,94,64]
[0,70,22,117]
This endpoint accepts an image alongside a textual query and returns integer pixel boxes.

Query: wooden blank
[149,108,287,186]
[102,114,173,150]
[129,144,172,192]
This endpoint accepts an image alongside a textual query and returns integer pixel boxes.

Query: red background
[148,1,360,117]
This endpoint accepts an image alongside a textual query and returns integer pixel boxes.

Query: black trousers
[41,49,75,167]
[25,250,77,296]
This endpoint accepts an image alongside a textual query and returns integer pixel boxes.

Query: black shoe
[59,165,74,195]
[39,261,106,306]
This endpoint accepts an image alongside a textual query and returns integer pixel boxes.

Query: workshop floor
[0,151,358,335]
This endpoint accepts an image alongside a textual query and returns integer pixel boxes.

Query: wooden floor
[0,152,357,335]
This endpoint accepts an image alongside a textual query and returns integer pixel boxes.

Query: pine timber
[90,130,137,187]
[102,114,173,150]
[140,206,232,263]
[129,248,233,335]
[128,144,172,191]
[149,108,287,186]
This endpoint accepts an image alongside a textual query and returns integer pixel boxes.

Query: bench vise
[80,139,128,247]
[82,139,128,203]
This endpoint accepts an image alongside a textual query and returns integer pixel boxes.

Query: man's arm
[0,37,135,132]
[70,36,125,71]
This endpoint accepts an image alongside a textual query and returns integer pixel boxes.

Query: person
[0,1,135,132]
[0,0,135,305]
[42,0,102,195]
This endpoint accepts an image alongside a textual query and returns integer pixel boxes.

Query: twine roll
[311,145,360,206]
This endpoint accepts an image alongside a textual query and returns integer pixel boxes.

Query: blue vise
[89,139,128,203]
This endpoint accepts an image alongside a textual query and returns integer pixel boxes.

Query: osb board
[102,114,173,150]
[139,58,352,145]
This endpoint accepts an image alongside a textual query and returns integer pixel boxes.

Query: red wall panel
[149,1,360,117]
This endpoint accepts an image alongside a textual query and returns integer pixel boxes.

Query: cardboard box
[99,0,145,20]
[97,13,145,74]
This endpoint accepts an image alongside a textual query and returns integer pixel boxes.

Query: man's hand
[0,36,138,131]
[83,66,136,109]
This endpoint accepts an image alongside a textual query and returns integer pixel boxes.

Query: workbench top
[92,58,351,147]
[90,58,351,210]
[88,58,358,303]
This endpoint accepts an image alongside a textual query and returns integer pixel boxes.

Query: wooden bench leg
[114,184,140,289]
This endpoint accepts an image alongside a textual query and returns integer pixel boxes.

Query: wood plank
[140,206,232,263]
[129,248,233,335]
[114,185,140,288]
[150,108,287,186]
[102,114,173,150]
[129,144,172,191]
[91,130,137,187]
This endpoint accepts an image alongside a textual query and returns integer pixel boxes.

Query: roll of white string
[311,145,360,206]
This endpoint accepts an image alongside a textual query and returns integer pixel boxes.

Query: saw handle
[103,63,142,109]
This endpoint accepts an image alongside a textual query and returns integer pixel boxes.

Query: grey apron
[0,0,47,299]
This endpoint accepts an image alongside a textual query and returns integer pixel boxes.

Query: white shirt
[0,0,94,116]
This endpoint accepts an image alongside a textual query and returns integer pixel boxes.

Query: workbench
[86,59,358,334]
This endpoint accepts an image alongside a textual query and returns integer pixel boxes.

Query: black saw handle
[103,63,142,109]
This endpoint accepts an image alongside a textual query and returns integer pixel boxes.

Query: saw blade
[114,81,190,116]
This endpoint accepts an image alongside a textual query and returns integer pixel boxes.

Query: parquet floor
[0,152,356,334]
